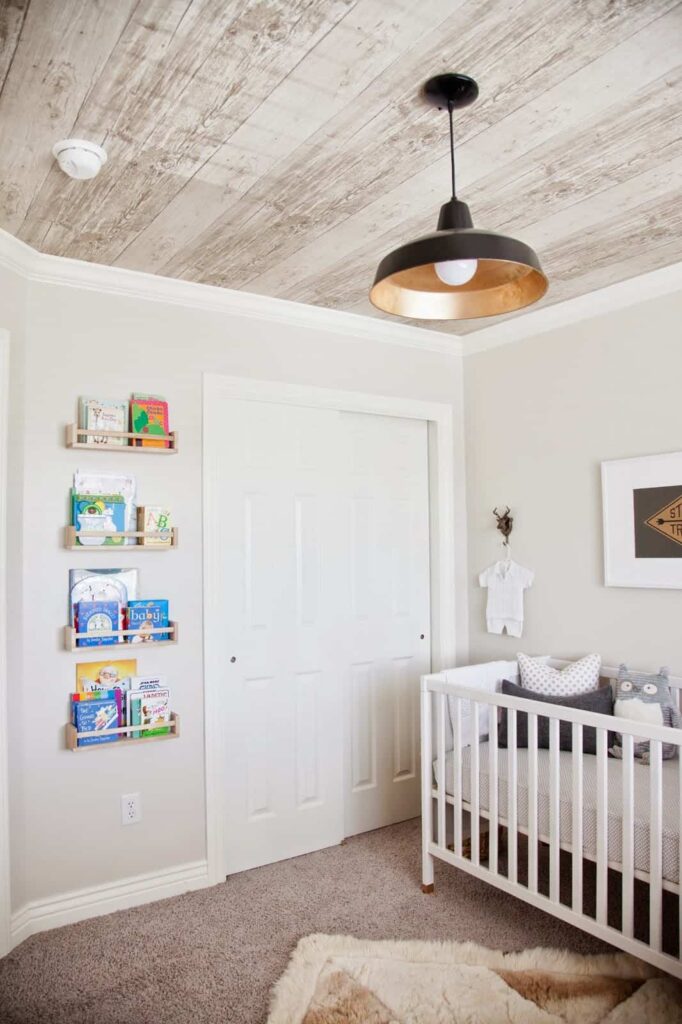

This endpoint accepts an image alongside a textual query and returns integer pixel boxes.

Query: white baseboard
[10,859,210,950]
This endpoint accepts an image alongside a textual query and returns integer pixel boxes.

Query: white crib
[421,658,682,978]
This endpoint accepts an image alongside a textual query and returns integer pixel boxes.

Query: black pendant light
[370,73,548,320]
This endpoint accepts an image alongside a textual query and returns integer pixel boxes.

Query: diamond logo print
[645,494,682,547]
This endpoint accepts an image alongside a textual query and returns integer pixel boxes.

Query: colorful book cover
[73,693,122,746]
[129,695,142,740]
[71,689,118,724]
[75,672,134,725]
[136,506,172,546]
[76,601,121,647]
[127,683,169,739]
[69,568,137,627]
[72,493,126,546]
[76,659,137,693]
[130,394,169,448]
[139,689,171,737]
[74,472,136,546]
[78,397,128,446]
[127,600,169,643]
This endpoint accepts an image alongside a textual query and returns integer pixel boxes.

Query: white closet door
[342,413,430,836]
[217,400,430,875]
[219,400,346,875]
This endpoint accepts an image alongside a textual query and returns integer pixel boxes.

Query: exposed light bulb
[434,259,477,286]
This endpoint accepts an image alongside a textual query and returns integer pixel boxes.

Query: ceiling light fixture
[369,74,548,320]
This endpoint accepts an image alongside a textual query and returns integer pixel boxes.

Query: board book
[78,397,128,446]
[136,505,172,546]
[76,659,137,693]
[72,493,126,546]
[127,680,169,738]
[76,600,121,647]
[130,394,169,448]
[72,692,122,746]
[127,600,169,643]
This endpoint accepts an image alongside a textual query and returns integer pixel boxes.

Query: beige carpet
[0,818,667,1024]
[269,934,682,1023]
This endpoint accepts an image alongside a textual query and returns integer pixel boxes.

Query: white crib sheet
[433,744,680,886]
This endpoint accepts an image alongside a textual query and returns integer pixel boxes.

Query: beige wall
[2,268,467,912]
[464,290,682,674]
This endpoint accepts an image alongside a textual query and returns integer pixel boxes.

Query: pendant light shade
[370,74,548,320]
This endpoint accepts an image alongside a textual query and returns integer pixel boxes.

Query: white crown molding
[10,858,209,949]
[0,229,461,356]
[1,228,680,357]
[462,261,682,354]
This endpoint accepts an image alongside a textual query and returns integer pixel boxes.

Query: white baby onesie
[479,560,534,638]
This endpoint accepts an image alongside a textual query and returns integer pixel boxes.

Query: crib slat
[421,685,434,888]
[436,694,446,849]
[507,708,518,884]
[595,728,608,925]
[549,718,560,903]
[528,713,539,894]
[489,705,499,874]
[571,722,583,914]
[470,702,480,866]
[621,734,635,939]
[453,697,463,859]
[649,739,663,952]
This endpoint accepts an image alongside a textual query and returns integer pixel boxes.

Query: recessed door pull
[230,656,237,663]
[419,634,425,639]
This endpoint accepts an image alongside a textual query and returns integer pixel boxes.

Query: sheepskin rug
[267,934,682,1023]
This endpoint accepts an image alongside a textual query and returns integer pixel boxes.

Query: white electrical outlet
[121,792,142,826]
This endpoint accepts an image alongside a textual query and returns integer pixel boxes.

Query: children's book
[127,682,169,739]
[130,394,169,449]
[71,689,118,723]
[139,689,171,737]
[76,601,121,647]
[127,600,169,643]
[76,659,137,693]
[72,693,122,746]
[69,568,137,627]
[78,397,128,446]
[136,506,172,546]
[72,493,126,546]
[76,661,137,724]
[74,472,136,546]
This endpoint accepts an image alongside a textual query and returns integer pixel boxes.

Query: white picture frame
[602,451,682,588]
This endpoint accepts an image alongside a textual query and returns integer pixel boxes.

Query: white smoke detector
[52,139,107,180]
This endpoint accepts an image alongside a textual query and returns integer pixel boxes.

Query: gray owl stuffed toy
[609,665,680,763]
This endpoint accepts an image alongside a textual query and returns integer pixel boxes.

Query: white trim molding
[2,228,681,358]
[0,229,459,356]
[0,331,9,958]
[463,261,682,354]
[203,374,460,886]
[10,859,209,950]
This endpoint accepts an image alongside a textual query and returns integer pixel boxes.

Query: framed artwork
[602,451,682,588]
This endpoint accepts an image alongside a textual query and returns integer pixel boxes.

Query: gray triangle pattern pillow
[518,652,601,697]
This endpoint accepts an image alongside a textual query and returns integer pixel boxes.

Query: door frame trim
[0,330,10,956]
[203,374,458,885]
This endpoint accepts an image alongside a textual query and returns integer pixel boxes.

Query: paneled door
[217,399,430,875]
[342,411,431,837]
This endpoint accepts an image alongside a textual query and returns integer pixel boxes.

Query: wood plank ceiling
[1,0,681,335]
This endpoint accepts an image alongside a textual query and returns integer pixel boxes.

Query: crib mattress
[433,744,680,886]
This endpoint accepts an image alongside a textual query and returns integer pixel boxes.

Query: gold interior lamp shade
[370,73,548,321]
[370,200,548,320]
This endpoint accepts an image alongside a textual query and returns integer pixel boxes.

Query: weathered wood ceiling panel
[1,0,681,335]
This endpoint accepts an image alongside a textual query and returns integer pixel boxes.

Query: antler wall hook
[493,506,513,542]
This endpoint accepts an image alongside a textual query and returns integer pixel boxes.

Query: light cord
[447,100,456,199]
